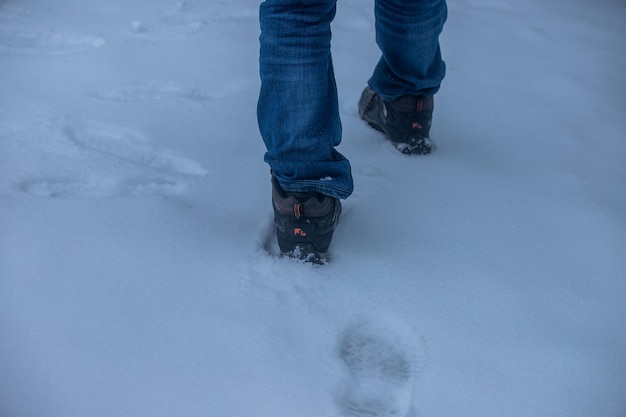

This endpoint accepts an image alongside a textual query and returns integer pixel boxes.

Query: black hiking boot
[271,176,341,264]
[358,86,434,155]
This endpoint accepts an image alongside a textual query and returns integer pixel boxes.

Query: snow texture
[1,0,625,416]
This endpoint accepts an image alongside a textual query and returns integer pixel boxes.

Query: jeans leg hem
[278,178,352,200]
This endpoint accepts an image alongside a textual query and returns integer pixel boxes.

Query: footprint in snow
[64,122,207,177]
[0,29,105,56]
[21,176,183,199]
[85,80,251,103]
[337,315,424,417]
[159,1,206,34]
[157,1,258,34]
[86,83,212,103]
[0,5,32,22]
[21,122,207,199]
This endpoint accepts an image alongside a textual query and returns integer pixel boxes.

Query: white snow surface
[1,0,625,416]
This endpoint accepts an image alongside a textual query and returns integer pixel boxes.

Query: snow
[1,0,625,416]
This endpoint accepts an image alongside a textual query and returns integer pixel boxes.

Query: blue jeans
[258,0,447,199]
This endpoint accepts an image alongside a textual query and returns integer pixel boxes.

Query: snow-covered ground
[1,0,625,416]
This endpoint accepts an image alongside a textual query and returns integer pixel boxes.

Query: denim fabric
[371,0,447,100]
[258,0,447,199]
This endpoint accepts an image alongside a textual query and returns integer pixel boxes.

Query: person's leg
[258,0,353,200]
[370,0,447,100]
[258,0,349,262]
[358,0,447,155]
